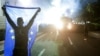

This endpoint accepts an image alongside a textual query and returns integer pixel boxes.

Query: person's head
[17,17,24,27]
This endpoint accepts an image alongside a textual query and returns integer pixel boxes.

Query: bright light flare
[17,0,33,7]
[44,7,62,20]
[53,21,63,30]
[51,0,61,7]
[67,23,72,30]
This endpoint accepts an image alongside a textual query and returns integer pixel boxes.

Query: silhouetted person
[2,6,41,56]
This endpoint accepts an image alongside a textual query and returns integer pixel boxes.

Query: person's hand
[2,5,6,11]
[37,7,41,12]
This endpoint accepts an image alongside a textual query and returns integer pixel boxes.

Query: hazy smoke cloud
[5,0,97,23]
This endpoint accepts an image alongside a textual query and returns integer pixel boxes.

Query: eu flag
[4,5,39,56]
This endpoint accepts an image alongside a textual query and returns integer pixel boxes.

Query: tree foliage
[84,0,100,23]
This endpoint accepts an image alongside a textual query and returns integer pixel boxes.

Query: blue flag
[4,5,39,56]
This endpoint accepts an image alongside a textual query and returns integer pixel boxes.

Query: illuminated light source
[44,7,62,20]
[43,7,63,30]
[53,20,63,30]
[67,23,72,30]
[86,21,90,23]
[43,0,63,25]
[51,0,61,7]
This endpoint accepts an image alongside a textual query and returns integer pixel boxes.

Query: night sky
[5,0,98,24]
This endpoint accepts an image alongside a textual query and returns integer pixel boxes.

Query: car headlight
[67,23,72,30]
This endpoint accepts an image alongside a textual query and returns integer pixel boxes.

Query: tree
[78,0,100,33]
[87,0,100,23]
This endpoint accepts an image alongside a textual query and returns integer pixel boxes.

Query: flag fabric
[4,5,39,56]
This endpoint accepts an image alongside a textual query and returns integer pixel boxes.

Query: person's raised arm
[2,5,16,29]
[26,8,41,29]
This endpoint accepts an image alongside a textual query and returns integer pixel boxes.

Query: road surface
[31,31,100,56]
[0,31,100,56]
